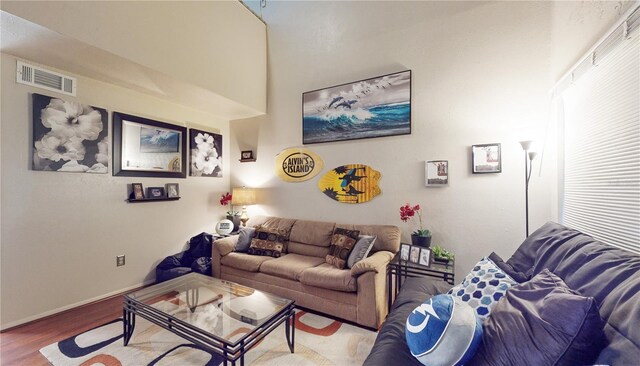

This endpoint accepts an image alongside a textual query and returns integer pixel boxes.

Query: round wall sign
[275,147,324,182]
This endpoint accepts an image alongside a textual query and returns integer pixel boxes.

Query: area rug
[40,310,376,365]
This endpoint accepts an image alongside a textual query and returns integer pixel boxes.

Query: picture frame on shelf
[132,183,144,200]
[425,160,449,186]
[400,243,410,261]
[419,248,431,266]
[166,183,179,198]
[302,70,411,144]
[472,143,501,174]
[147,187,165,199]
[112,112,187,178]
[240,150,255,162]
[409,246,421,264]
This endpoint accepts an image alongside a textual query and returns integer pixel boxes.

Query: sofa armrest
[212,236,239,278]
[351,250,394,277]
[215,236,238,257]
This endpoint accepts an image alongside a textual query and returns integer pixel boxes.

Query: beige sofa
[212,216,401,329]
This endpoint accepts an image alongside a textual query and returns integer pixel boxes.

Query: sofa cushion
[504,222,640,365]
[248,225,290,258]
[234,226,256,252]
[363,277,452,366]
[339,223,401,253]
[259,254,325,281]
[347,235,377,269]
[220,252,274,272]
[287,241,330,258]
[487,252,527,283]
[447,256,517,319]
[326,228,360,269]
[289,219,335,247]
[469,269,607,366]
[299,263,357,292]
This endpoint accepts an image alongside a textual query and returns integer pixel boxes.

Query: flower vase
[227,215,241,232]
[411,234,432,248]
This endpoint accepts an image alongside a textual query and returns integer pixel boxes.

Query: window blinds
[560,6,640,254]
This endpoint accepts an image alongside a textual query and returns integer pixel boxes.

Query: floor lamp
[520,141,537,237]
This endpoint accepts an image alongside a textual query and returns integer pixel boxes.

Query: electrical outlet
[116,255,125,267]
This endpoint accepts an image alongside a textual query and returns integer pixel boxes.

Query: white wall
[0,53,230,329]
[230,0,630,279]
[230,1,556,279]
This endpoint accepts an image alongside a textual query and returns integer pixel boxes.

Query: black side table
[387,251,455,309]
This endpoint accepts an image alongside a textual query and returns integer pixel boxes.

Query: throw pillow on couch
[405,294,483,366]
[447,256,518,318]
[469,269,607,366]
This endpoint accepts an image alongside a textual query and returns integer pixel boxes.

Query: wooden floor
[0,294,124,366]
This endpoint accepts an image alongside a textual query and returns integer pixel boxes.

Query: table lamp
[231,187,256,227]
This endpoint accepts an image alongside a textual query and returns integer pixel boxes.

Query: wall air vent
[16,60,76,96]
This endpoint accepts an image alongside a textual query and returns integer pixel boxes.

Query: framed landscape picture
[112,112,187,178]
[302,70,411,144]
[425,160,449,186]
[472,143,501,174]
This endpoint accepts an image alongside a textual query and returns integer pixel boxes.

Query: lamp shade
[231,187,256,206]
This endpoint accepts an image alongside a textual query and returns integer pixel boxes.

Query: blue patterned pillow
[447,256,517,318]
[406,294,483,365]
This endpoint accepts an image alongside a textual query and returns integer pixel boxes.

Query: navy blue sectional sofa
[364,222,640,365]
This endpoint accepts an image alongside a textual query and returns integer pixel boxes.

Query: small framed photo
[147,187,165,199]
[426,160,449,186]
[132,183,144,199]
[419,248,431,266]
[472,143,501,174]
[409,246,421,264]
[400,244,410,261]
[240,150,254,161]
[166,183,180,198]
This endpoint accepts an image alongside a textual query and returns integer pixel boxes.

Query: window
[558,6,640,254]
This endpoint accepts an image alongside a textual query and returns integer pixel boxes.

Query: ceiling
[1,11,263,122]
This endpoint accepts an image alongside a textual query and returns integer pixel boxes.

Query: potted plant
[431,245,454,264]
[400,203,432,247]
[220,192,240,231]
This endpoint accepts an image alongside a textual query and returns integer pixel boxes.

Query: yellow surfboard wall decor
[318,164,381,203]
[275,147,324,182]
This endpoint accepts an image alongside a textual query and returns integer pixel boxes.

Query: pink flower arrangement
[400,203,431,237]
[220,192,238,215]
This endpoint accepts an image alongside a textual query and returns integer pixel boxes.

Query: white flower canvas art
[32,93,108,173]
[189,128,222,177]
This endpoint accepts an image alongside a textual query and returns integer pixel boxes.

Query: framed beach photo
[113,112,187,178]
[419,248,431,266]
[472,143,501,174]
[400,243,410,261]
[409,246,421,264]
[426,160,449,186]
[302,70,411,144]
[166,183,179,198]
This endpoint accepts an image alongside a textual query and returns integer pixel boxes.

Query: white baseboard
[0,279,155,331]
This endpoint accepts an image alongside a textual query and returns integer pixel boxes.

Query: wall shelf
[127,197,181,203]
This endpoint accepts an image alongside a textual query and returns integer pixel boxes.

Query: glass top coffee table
[123,273,295,366]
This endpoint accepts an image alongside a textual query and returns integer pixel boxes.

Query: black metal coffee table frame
[123,287,295,366]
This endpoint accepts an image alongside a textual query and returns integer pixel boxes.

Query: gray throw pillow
[347,235,377,268]
[234,226,256,252]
